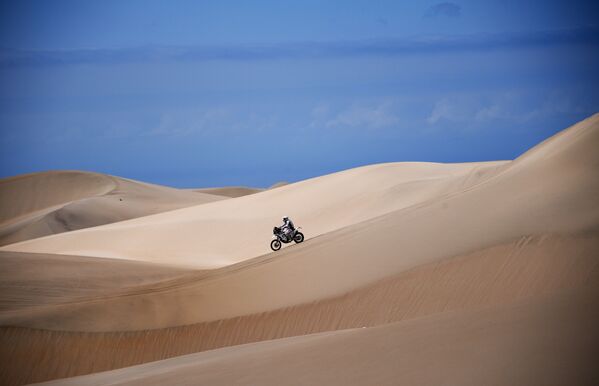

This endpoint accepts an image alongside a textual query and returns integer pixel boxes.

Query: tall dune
[5,114,598,269]
[0,171,226,246]
[1,160,508,267]
[0,171,114,223]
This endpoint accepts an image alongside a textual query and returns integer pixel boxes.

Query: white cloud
[518,93,586,123]
[426,90,590,129]
[426,96,511,127]
[325,102,399,130]
[311,104,330,119]
[149,107,229,136]
[474,104,502,122]
[306,103,331,130]
[427,98,456,124]
[146,107,285,138]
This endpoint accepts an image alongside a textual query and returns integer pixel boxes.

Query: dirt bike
[270,226,304,251]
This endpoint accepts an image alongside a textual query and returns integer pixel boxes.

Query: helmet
[282,216,288,221]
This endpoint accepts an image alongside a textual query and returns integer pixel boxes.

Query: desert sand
[191,186,264,197]
[2,160,508,267]
[0,113,598,385]
[0,171,226,246]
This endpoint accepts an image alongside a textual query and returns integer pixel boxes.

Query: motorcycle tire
[270,239,282,251]
[293,232,304,243]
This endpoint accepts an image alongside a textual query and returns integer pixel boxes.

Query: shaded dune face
[190,186,264,197]
[0,113,597,385]
[30,286,599,386]
[0,171,226,246]
[0,171,116,224]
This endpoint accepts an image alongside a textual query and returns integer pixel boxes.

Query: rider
[280,216,295,241]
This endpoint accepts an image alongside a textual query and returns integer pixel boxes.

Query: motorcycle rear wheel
[270,239,282,251]
[293,232,304,243]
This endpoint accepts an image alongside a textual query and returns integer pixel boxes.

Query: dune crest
[0,171,225,246]
[1,161,508,267]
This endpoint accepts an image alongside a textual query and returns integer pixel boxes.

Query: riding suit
[281,217,295,241]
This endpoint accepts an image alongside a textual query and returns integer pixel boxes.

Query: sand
[0,171,226,246]
[0,113,597,385]
[1,161,509,267]
[32,286,599,386]
[190,186,264,197]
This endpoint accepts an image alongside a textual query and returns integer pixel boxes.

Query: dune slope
[4,114,598,270]
[34,286,599,386]
[1,160,507,267]
[1,233,597,385]
[0,251,192,312]
[1,114,597,332]
[0,171,225,246]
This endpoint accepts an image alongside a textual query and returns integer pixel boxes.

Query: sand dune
[1,114,597,332]
[33,286,599,386]
[0,114,597,385]
[0,171,114,224]
[191,186,264,197]
[268,181,289,189]
[1,160,508,267]
[1,233,597,385]
[4,115,598,270]
[190,181,287,197]
[0,171,225,246]
[0,251,191,313]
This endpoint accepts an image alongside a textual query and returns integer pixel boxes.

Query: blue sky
[1,1,598,187]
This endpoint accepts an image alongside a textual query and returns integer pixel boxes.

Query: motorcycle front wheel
[293,232,304,243]
[270,239,282,251]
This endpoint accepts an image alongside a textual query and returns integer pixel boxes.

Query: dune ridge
[1,160,508,267]
[0,171,225,246]
[0,171,115,224]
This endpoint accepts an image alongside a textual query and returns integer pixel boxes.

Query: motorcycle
[270,226,304,251]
